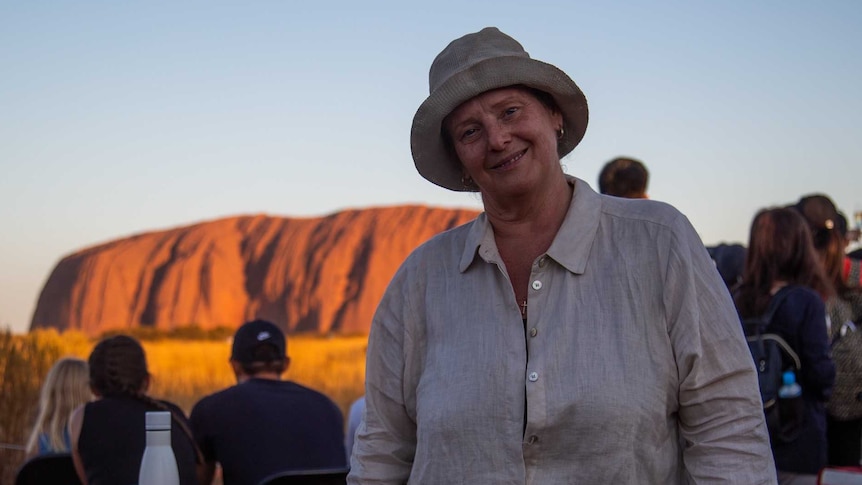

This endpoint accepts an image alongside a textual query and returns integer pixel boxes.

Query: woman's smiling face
[444,86,563,200]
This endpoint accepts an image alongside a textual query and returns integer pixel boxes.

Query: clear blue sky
[2,1,860,333]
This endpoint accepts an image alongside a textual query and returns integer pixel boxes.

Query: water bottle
[138,411,180,485]
[774,370,804,443]
[778,370,802,399]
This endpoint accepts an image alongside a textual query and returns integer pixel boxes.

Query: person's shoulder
[394,216,478,274]
[83,397,113,413]
[780,285,825,312]
[597,196,700,250]
[283,380,334,398]
[198,383,239,400]
[783,285,821,300]
[600,195,683,227]
[410,217,475,255]
[192,382,256,410]
[282,381,341,410]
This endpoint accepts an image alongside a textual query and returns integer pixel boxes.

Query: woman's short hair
[598,157,649,198]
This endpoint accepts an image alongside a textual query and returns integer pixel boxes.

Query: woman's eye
[504,107,519,117]
[461,128,478,140]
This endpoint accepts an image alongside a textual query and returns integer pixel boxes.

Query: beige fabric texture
[349,178,776,484]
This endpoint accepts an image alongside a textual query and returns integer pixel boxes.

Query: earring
[557,126,565,140]
[461,174,475,189]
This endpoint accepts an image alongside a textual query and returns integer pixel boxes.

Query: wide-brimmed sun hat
[410,27,589,192]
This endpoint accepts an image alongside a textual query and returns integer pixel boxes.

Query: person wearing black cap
[189,319,346,485]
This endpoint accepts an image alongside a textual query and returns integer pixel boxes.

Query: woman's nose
[486,122,511,151]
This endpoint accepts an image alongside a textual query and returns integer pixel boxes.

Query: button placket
[527,280,542,335]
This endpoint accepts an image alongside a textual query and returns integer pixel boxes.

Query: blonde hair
[25,357,92,454]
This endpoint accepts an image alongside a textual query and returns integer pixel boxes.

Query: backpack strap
[759,286,802,370]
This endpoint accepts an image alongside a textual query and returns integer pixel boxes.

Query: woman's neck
[483,175,573,244]
[770,280,788,295]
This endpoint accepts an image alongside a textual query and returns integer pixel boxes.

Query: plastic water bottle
[778,370,802,399]
[773,370,804,442]
[138,411,180,485]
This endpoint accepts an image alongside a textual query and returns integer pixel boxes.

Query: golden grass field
[0,328,367,484]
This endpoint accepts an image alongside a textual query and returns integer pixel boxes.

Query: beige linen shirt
[349,177,776,484]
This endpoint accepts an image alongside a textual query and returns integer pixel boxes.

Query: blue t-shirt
[37,428,71,454]
[190,378,346,485]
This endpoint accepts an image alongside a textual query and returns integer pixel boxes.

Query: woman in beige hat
[349,27,775,484]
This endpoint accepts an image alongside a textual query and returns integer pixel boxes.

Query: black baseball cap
[230,319,287,364]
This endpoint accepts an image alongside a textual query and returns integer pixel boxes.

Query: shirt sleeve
[347,265,418,484]
[663,213,777,484]
[796,293,835,401]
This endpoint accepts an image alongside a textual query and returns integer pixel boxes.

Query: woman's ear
[460,173,476,190]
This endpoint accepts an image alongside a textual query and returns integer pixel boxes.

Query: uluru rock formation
[30,206,480,336]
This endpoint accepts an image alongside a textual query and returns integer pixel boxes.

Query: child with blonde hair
[25,357,92,455]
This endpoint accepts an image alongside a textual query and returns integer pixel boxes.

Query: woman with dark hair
[69,335,202,485]
[794,194,862,467]
[734,207,836,482]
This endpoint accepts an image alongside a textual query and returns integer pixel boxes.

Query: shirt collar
[459,176,602,275]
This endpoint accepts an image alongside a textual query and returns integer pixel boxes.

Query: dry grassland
[0,329,367,484]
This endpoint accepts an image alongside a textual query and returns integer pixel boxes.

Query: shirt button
[528,372,539,382]
[528,435,538,444]
[531,280,543,290]
[529,327,537,337]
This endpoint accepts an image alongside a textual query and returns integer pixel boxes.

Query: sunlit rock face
[31,206,479,336]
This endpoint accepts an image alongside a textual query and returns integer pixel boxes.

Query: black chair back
[15,452,82,485]
[257,467,349,485]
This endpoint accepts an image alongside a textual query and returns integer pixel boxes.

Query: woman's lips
[490,148,527,170]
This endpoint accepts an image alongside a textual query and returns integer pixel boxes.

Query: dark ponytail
[88,335,204,464]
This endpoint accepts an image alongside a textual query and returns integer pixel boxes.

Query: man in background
[597,156,649,199]
[190,319,346,485]
[598,156,748,291]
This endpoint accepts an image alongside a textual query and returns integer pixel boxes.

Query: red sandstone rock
[30,206,480,336]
